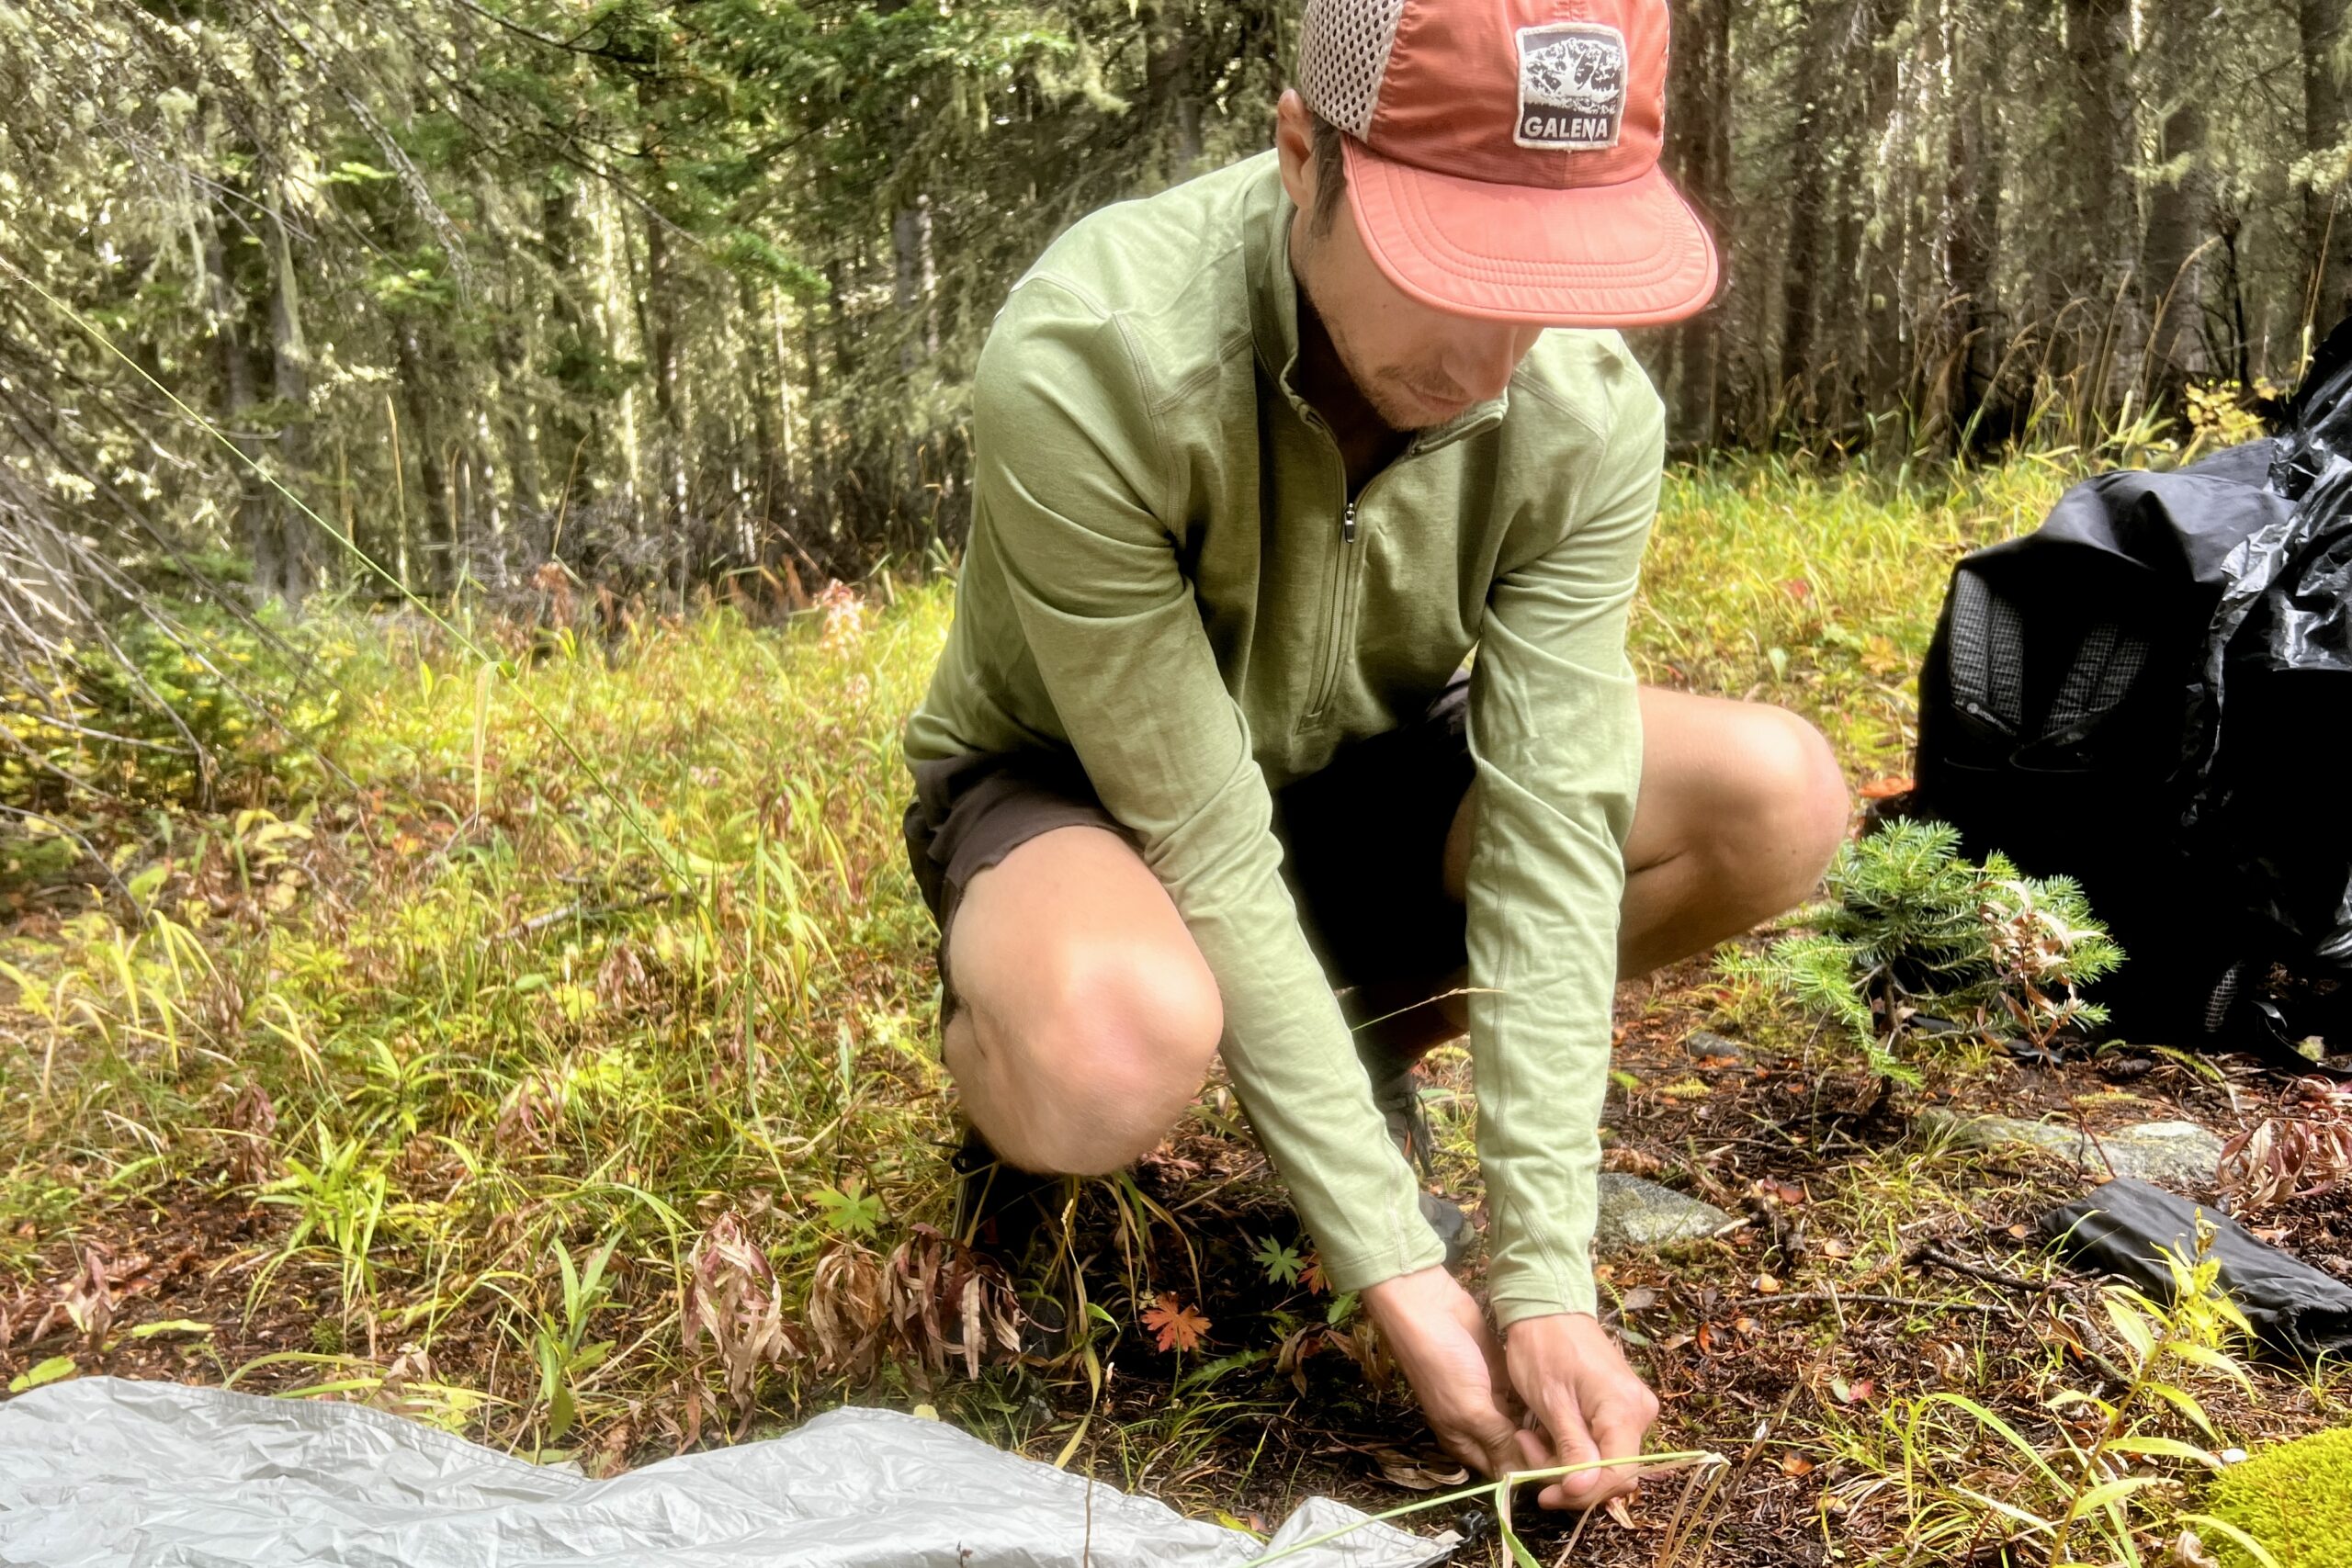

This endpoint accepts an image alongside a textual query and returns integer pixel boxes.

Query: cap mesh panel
[1298,0,1408,141]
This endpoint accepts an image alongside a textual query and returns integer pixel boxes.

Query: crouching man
[900,0,1848,1511]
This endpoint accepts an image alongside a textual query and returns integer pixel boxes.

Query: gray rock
[1921,1110,2226,1190]
[1683,1030,1744,1063]
[1593,1173,1736,1252]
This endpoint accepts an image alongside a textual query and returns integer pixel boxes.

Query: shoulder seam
[1509,367,1611,442]
[1157,326,1253,413]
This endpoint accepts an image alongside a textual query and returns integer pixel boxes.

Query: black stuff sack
[1910,319,2352,1066]
[2041,1179,2352,1362]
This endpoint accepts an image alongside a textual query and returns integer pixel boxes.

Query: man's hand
[1503,1311,1660,1509]
[1363,1270,1661,1512]
[1361,1268,1544,1481]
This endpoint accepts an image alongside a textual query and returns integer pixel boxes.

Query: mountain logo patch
[1514,23,1627,150]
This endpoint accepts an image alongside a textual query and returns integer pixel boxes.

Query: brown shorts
[903,675,1475,1017]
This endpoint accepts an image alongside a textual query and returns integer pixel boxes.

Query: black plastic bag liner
[2040,1178,2352,1361]
[0,1382,1454,1567]
[1911,318,2352,1066]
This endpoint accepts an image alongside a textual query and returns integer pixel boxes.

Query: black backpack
[1908,321,2352,1070]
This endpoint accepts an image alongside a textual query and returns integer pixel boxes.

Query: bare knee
[1716,708,1849,908]
[972,942,1223,1176]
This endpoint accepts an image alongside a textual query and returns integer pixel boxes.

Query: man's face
[1277,95,1546,431]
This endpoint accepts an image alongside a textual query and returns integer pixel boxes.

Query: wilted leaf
[880,1224,1020,1384]
[682,1212,801,1431]
[805,1241,888,1382]
[1373,1447,1467,1491]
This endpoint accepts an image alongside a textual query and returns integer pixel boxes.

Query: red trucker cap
[1295,0,1719,326]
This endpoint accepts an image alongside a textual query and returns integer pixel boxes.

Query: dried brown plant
[681,1212,801,1430]
[880,1224,1021,1383]
[2220,1076,2352,1210]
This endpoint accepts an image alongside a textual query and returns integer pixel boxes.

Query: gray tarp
[0,1378,1454,1568]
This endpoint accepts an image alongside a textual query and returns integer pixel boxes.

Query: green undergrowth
[31,451,2330,1556]
[1640,454,2068,776]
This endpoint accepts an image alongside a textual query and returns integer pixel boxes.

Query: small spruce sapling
[1722,820,2123,1082]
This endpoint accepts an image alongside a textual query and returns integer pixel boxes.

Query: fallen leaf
[1601,1146,1666,1177]
[1373,1448,1468,1491]
[1142,1292,1210,1354]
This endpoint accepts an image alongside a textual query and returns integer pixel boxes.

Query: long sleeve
[973,280,1443,1292]
[1464,387,1664,1326]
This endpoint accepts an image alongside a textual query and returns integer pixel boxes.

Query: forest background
[3,0,2347,643]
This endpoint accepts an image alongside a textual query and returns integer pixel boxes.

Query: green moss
[2205,1427,2352,1568]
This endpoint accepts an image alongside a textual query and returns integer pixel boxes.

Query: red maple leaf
[1141,1292,1211,1353]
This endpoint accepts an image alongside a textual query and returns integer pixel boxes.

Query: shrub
[2201,1426,2352,1568]
[2,607,345,815]
[1721,819,2123,1081]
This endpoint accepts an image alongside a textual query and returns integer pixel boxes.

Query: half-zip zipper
[1304,452,1403,723]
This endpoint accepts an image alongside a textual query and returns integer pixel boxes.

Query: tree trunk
[2301,0,2351,334]
[643,209,690,593]
[396,322,457,593]
[264,201,312,603]
[1145,2,1203,183]
[1858,0,1909,446]
[1777,9,1837,428]
[2064,0,2138,406]
[1935,0,2002,451]
[2142,0,2211,412]
[1662,0,1732,444]
[202,216,279,606]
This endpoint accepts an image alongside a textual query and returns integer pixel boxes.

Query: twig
[1908,1244,2070,1296]
[1724,1291,2006,1314]
[493,889,677,942]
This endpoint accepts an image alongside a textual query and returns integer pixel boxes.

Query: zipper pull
[1342,502,1358,545]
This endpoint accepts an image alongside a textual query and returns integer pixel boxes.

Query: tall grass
[0,454,2084,1463]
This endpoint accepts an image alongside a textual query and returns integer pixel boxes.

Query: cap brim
[1340,136,1719,327]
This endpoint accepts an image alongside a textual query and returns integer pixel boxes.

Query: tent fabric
[0,1379,1455,1568]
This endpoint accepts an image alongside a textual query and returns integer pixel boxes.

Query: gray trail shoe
[1368,1064,1474,1268]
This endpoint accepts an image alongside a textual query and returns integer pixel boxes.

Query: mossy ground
[2206,1426,2352,1568]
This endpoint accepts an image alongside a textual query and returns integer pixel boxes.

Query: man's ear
[1273,89,1316,213]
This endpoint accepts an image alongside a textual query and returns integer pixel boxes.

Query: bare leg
[943,690,1849,1169]
[943,825,1224,1175]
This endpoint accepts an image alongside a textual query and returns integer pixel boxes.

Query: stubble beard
[1297,245,1453,434]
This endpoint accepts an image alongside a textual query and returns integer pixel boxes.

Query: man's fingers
[1533,1397,1606,1509]
[1431,1393,1525,1481]
[1588,1391,1658,1472]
